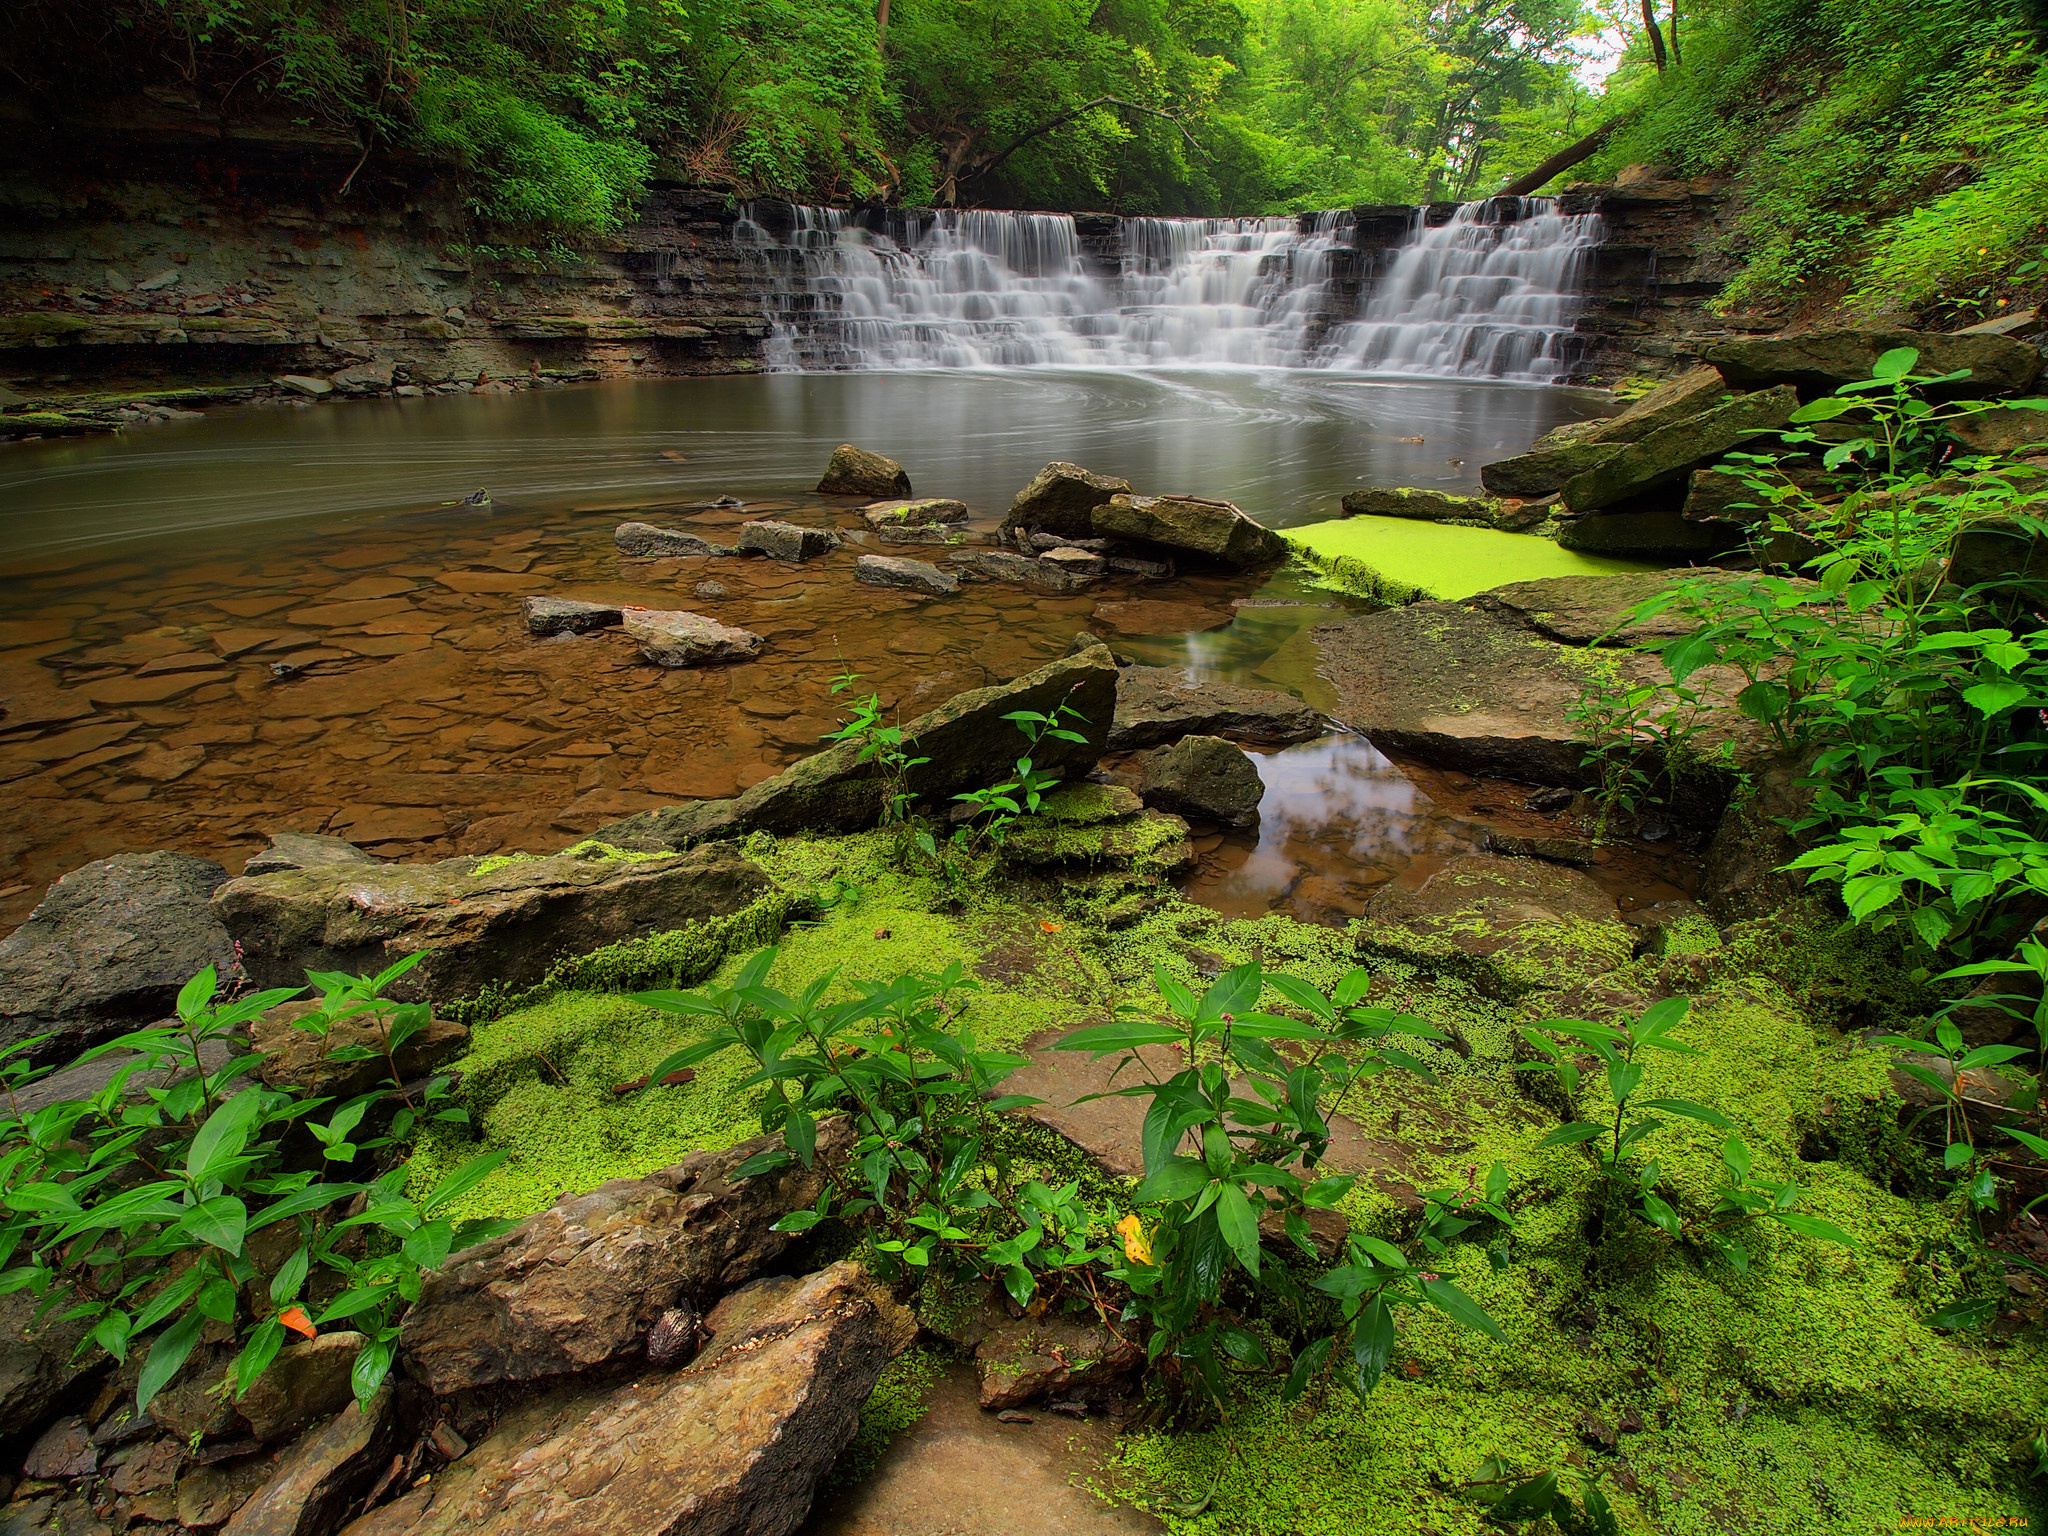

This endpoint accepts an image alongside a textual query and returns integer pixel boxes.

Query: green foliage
[0,959,510,1417]
[1588,0,2048,316]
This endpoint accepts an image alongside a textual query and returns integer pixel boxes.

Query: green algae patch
[468,838,667,879]
[1284,517,1654,603]
[825,1346,951,1492]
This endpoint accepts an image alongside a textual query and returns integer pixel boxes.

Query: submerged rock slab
[401,1122,849,1394]
[1092,493,1286,567]
[598,648,1120,847]
[624,608,766,665]
[347,1263,913,1536]
[212,841,772,1001]
[0,851,237,1063]
[1002,461,1132,539]
[613,522,724,558]
[737,520,840,561]
[1341,486,1503,526]
[522,596,624,635]
[1110,666,1321,750]
[244,832,377,878]
[856,553,959,595]
[817,442,912,497]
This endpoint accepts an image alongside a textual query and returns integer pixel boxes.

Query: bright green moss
[468,838,666,879]
[825,1345,951,1492]
[1282,520,1653,605]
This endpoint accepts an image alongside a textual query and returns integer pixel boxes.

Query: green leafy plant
[0,963,511,1417]
[1460,1456,1617,1533]
[824,665,932,827]
[1057,959,1506,1410]
[1518,999,1856,1269]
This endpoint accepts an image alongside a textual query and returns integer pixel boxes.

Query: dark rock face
[244,833,378,878]
[1479,438,1622,498]
[1091,494,1287,568]
[1707,329,2043,398]
[236,1331,366,1445]
[598,648,1120,847]
[212,842,773,1001]
[0,851,237,1063]
[351,1263,914,1536]
[401,1122,850,1394]
[973,550,1103,592]
[1001,462,1133,539]
[817,443,912,497]
[1557,503,1743,556]
[1109,667,1321,751]
[1136,735,1263,827]
[1571,367,1734,445]
[1560,385,1798,513]
[522,596,625,636]
[613,522,724,558]
[974,1310,1143,1412]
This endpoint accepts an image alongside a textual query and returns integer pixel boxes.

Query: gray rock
[1110,668,1321,751]
[1947,403,2048,457]
[237,1333,365,1444]
[1479,438,1623,498]
[0,851,237,1063]
[695,579,729,599]
[875,522,955,546]
[22,1416,96,1480]
[1560,385,1798,514]
[212,842,772,1003]
[223,1385,397,1536]
[614,522,721,558]
[1707,329,2043,399]
[1557,505,1743,557]
[855,554,959,596]
[0,1292,93,1439]
[1040,547,1107,579]
[249,1000,468,1098]
[400,1122,852,1394]
[1341,487,1503,527]
[1091,494,1286,568]
[1575,368,1734,446]
[345,1263,913,1536]
[625,609,766,666]
[973,550,1099,593]
[327,363,394,395]
[276,375,333,398]
[1001,462,1133,540]
[736,520,840,561]
[522,596,624,636]
[863,498,966,528]
[817,443,911,497]
[1136,735,1263,827]
[974,1308,1142,1412]
[244,833,377,879]
[597,648,1120,848]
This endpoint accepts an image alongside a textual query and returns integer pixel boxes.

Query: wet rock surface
[1136,735,1263,828]
[0,850,237,1061]
[1110,667,1321,751]
[352,1263,914,1536]
[1559,385,1798,515]
[249,999,469,1097]
[855,555,958,596]
[624,608,767,666]
[817,444,912,498]
[1001,461,1133,540]
[612,522,725,559]
[520,596,624,636]
[224,1386,399,1536]
[738,521,841,562]
[1341,486,1504,526]
[244,832,378,878]
[1706,329,2043,398]
[1092,494,1286,568]
[214,841,772,1000]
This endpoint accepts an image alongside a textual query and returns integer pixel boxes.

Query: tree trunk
[1640,0,1668,71]
[1495,115,1630,198]
[1669,1,1681,66]
[877,0,890,49]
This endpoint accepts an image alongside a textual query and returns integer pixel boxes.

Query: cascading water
[736,196,1598,380]
[1320,199,1605,381]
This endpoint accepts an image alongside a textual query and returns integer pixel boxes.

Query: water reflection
[1183,734,1484,923]
[0,370,1605,566]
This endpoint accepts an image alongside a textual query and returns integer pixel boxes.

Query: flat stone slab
[614,522,724,558]
[1110,667,1321,751]
[739,520,841,561]
[855,554,958,596]
[800,1364,1160,1536]
[625,608,766,665]
[1092,494,1285,568]
[1707,328,2043,398]
[523,596,625,635]
[863,498,967,527]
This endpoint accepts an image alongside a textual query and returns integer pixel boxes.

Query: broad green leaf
[1636,1098,1737,1129]
[1871,346,1919,380]
[1135,1158,1212,1204]
[1350,1295,1395,1394]
[352,1337,394,1410]
[421,1149,511,1216]
[1053,1020,1184,1054]
[137,1312,205,1415]
[1773,1211,1857,1247]
[1538,1122,1605,1148]
[1212,1181,1260,1278]
[1281,1334,1334,1401]
[233,1317,285,1399]
[175,967,219,1023]
[185,1091,266,1185]
[1417,1275,1506,1342]
[182,1195,248,1256]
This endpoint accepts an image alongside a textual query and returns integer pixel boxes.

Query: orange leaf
[278,1306,317,1340]
[1039,920,1063,934]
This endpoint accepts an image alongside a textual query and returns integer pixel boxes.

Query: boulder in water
[1137,735,1264,827]
[1001,462,1133,540]
[1571,367,1734,446]
[973,550,1101,592]
[615,522,723,558]
[1091,493,1286,567]
[523,595,625,636]
[1557,505,1741,557]
[1342,486,1505,527]
[1110,667,1321,750]
[864,497,967,528]
[1707,329,2043,398]
[626,609,767,665]
[737,520,840,561]
[856,554,959,596]
[817,443,912,497]
[1480,438,1623,497]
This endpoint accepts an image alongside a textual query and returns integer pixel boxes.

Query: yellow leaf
[1116,1213,1152,1266]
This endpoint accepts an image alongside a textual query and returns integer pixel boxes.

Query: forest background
[6,0,2048,318]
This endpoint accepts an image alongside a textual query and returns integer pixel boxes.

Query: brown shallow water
[0,369,1652,930]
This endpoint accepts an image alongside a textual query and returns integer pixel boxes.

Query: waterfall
[1320,199,1605,381]
[735,197,1598,380]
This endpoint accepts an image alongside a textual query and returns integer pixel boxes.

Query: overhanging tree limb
[963,96,1205,188]
[1495,113,1633,198]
